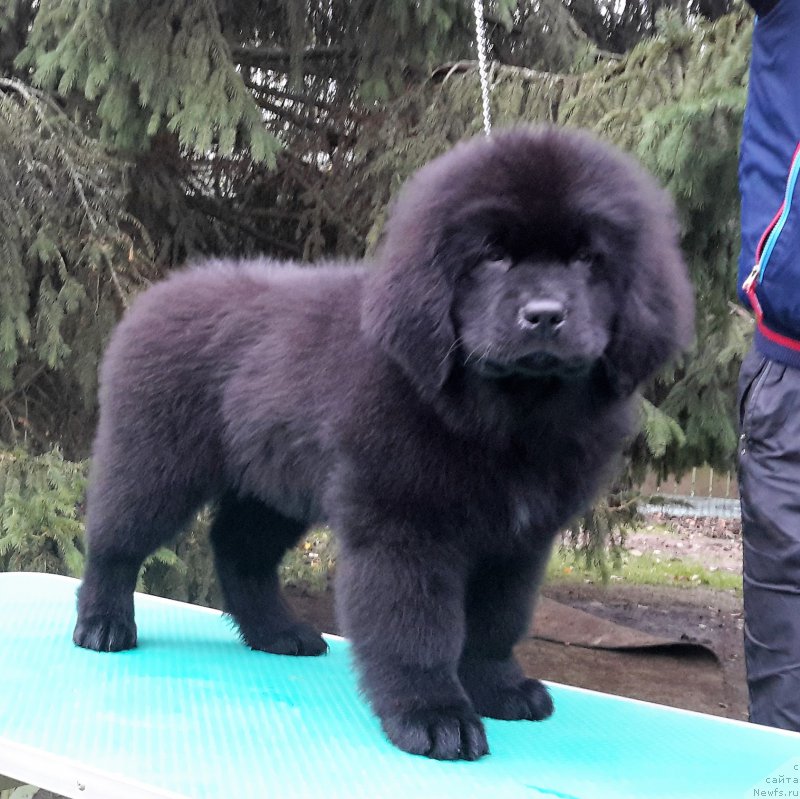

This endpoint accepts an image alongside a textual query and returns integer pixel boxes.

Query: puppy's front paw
[73,614,137,652]
[472,677,554,721]
[381,706,489,761]
[245,621,328,657]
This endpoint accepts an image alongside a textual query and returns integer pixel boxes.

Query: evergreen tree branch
[185,194,303,257]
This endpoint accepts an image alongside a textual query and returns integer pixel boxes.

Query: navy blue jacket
[738,0,800,366]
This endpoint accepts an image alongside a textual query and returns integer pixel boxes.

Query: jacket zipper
[742,141,800,354]
[743,140,800,295]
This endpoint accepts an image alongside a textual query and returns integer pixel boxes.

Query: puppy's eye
[573,248,602,267]
[482,242,512,271]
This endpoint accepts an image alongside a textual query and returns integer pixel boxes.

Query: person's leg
[739,347,800,731]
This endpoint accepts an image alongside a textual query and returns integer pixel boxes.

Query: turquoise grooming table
[0,573,798,799]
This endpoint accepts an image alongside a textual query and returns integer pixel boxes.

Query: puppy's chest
[500,475,577,540]
[487,444,603,540]
[509,490,537,535]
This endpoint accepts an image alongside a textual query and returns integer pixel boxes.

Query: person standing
[737,0,800,732]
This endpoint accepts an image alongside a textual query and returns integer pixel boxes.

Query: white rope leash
[472,0,492,136]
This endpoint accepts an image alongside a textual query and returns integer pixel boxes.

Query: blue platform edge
[0,572,798,799]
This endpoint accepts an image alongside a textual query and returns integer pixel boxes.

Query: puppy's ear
[361,246,456,400]
[601,206,694,398]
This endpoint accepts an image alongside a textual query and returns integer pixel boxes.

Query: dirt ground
[287,512,749,722]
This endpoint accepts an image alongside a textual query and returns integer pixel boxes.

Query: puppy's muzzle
[518,299,566,340]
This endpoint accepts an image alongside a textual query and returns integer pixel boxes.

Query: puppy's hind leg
[74,469,202,652]
[209,492,327,656]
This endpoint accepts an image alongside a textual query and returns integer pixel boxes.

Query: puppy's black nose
[518,300,566,338]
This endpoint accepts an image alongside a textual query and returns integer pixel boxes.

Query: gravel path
[628,512,742,575]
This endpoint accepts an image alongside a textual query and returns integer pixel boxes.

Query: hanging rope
[472,0,492,136]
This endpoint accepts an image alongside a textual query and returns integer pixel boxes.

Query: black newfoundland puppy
[74,126,693,760]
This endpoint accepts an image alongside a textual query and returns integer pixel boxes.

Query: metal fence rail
[641,496,741,520]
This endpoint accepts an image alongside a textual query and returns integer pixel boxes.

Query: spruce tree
[1,2,756,574]
[1,0,488,451]
[0,75,154,452]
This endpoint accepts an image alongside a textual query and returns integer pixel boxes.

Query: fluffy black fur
[74,126,693,760]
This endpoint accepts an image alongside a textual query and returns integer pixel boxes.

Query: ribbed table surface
[0,572,798,799]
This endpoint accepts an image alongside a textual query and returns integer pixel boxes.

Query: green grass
[545,546,742,592]
[279,527,336,592]
[280,526,744,595]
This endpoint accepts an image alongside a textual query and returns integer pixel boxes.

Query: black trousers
[738,346,800,731]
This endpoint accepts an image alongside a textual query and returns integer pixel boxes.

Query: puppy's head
[362,126,693,400]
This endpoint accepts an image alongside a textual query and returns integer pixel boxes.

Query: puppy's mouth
[476,353,592,379]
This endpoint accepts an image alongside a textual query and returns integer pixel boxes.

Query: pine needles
[0,77,153,451]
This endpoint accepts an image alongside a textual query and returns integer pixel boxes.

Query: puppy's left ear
[361,242,456,400]
[601,205,694,398]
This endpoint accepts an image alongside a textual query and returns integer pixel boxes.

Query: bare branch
[244,81,338,113]
[233,44,347,68]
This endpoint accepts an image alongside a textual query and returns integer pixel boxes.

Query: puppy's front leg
[335,540,488,761]
[458,552,554,722]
